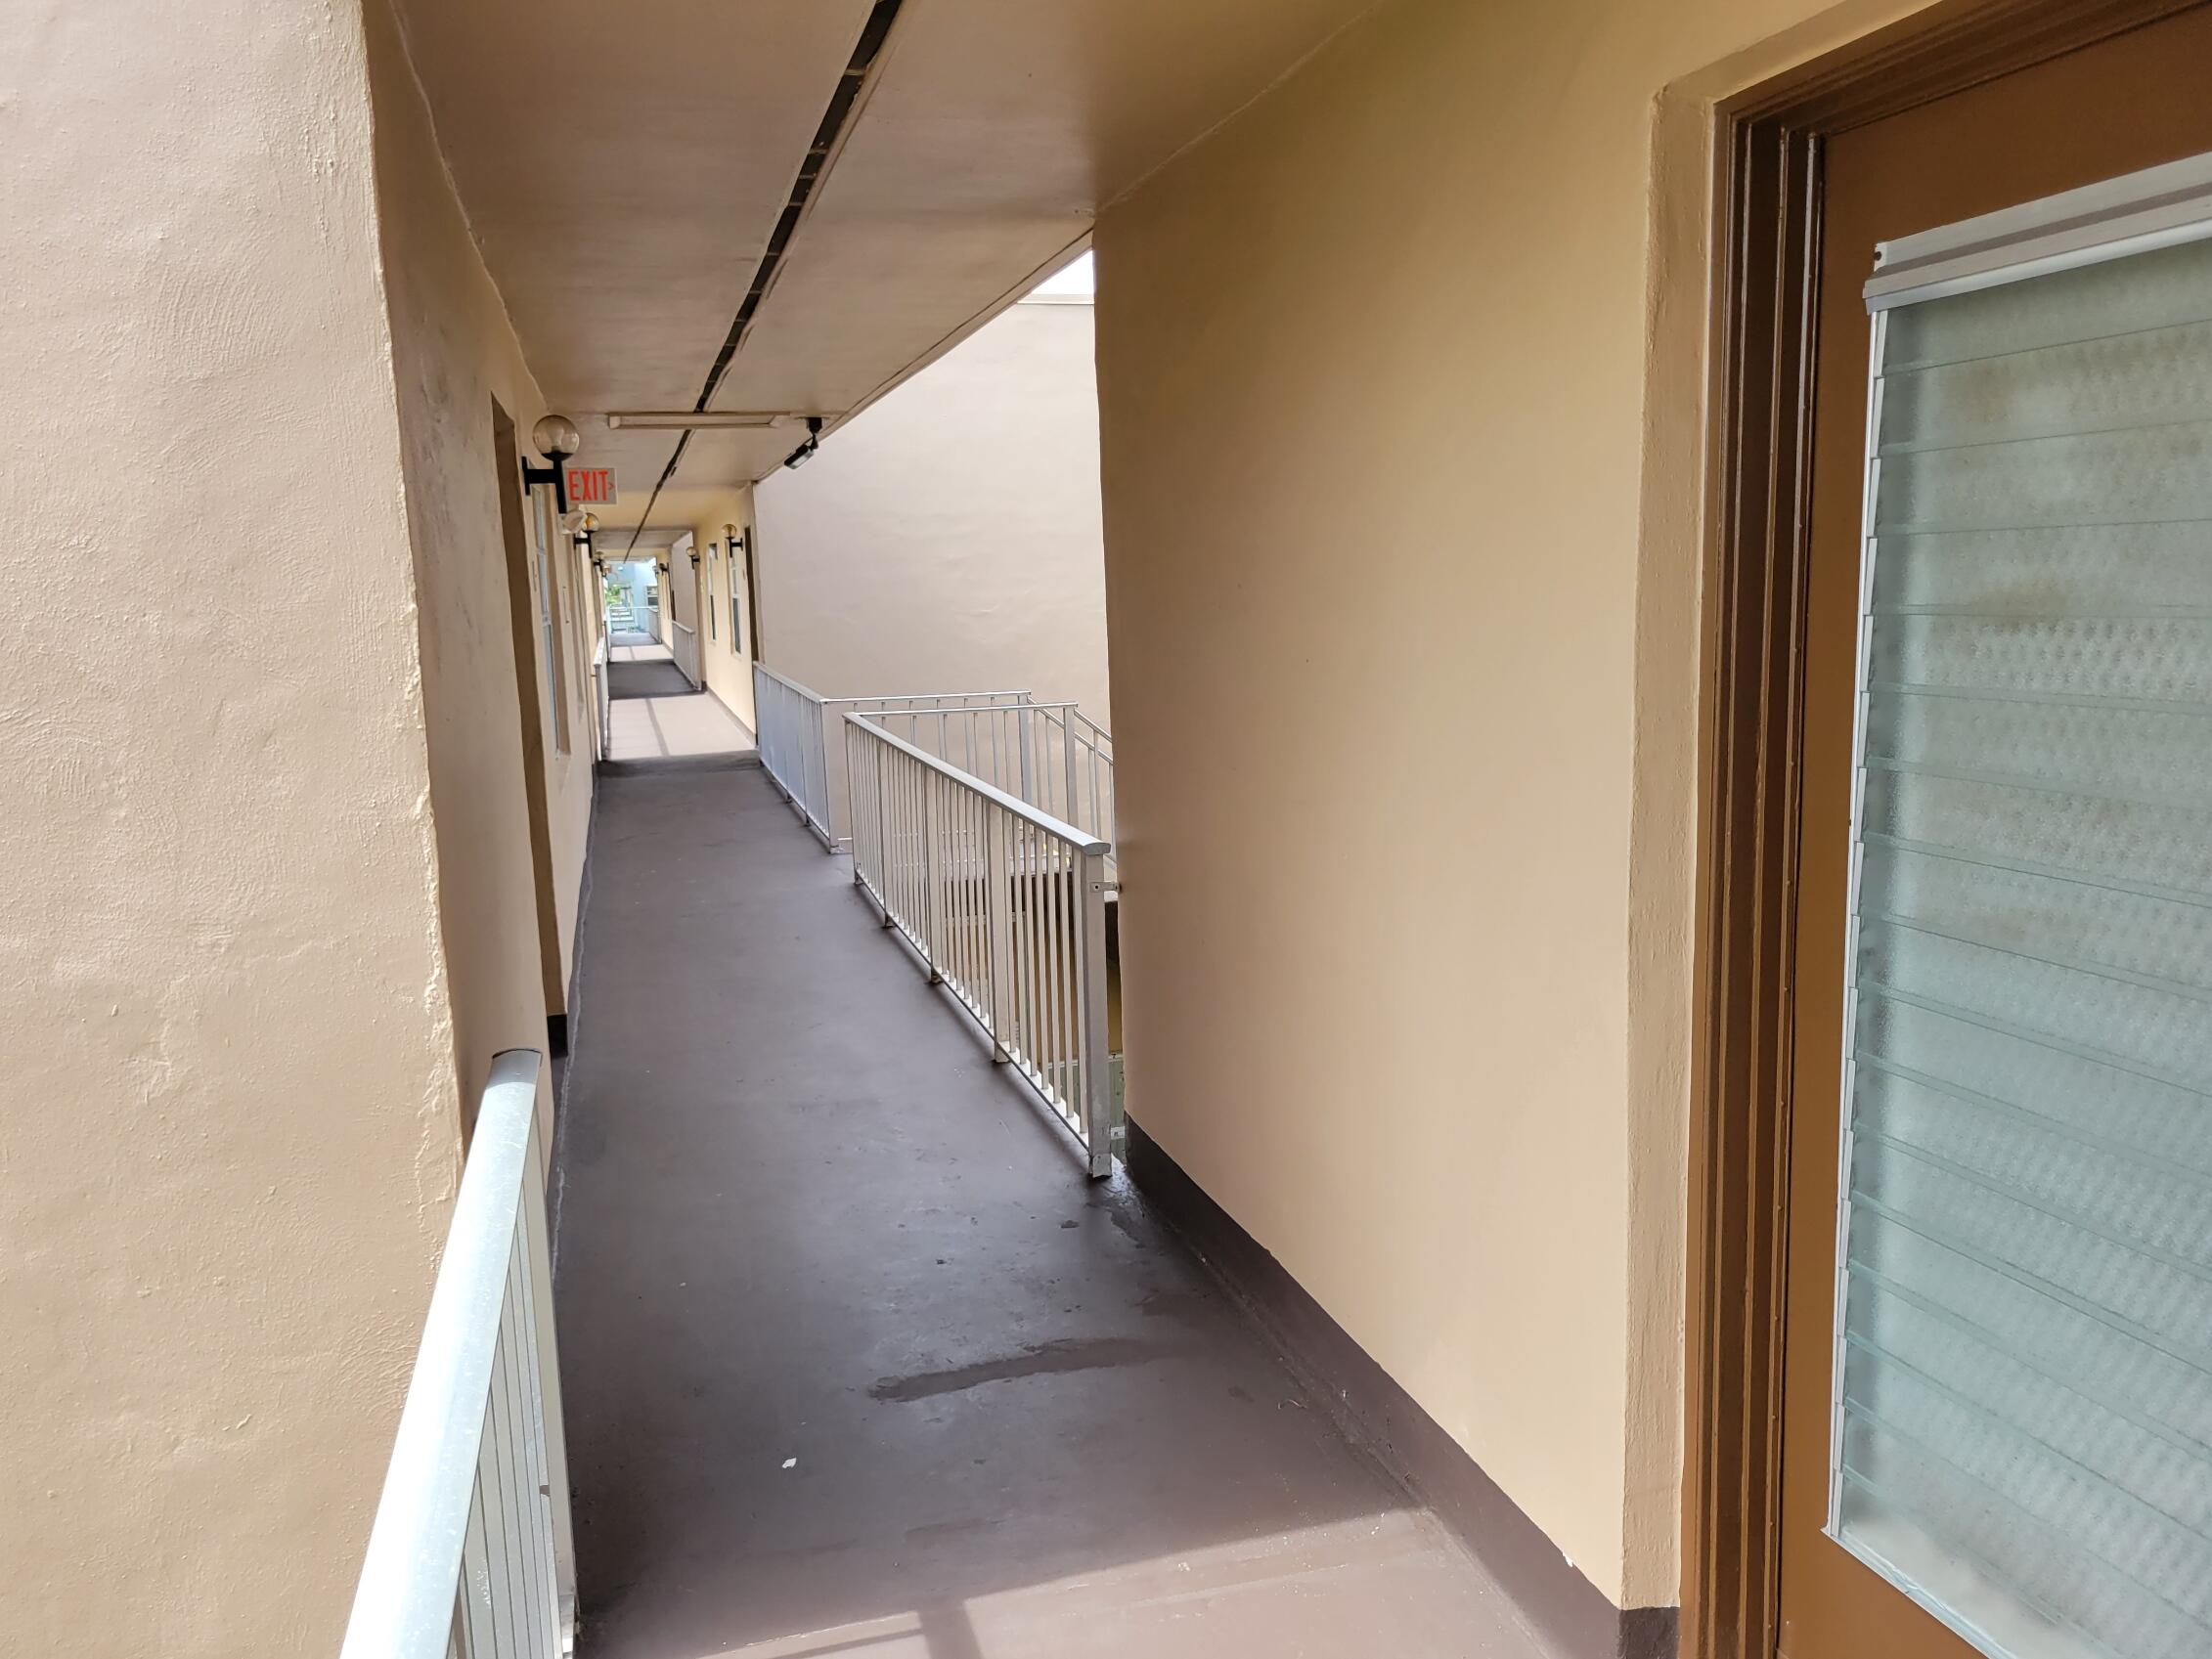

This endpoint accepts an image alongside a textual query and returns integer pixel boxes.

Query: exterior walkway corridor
[602,635,756,766]
[552,766,1543,1659]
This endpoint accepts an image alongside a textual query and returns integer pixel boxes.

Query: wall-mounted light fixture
[573,510,598,559]
[520,414,582,512]
[725,522,746,555]
[782,416,823,470]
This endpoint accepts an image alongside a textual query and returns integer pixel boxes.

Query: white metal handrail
[753,662,840,851]
[751,667,1114,851]
[592,637,609,763]
[845,713,1117,1177]
[669,619,702,689]
[341,1050,575,1659]
[859,699,1114,848]
[818,690,1038,849]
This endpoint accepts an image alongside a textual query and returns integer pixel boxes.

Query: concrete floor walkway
[553,767,1540,1659]
[598,635,757,764]
[610,659,698,700]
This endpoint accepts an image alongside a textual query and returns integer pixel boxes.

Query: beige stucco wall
[1092,0,1940,1612]
[693,487,761,730]
[754,299,1112,723]
[590,485,761,730]
[365,0,594,1152]
[0,1,472,1651]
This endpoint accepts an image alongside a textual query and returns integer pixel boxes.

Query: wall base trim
[1125,1117,1676,1659]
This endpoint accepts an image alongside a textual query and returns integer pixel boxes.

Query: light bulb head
[532,413,582,459]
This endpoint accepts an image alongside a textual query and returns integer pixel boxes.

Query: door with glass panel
[1781,17,2212,1659]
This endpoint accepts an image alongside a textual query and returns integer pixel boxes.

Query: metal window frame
[1866,148,2212,310]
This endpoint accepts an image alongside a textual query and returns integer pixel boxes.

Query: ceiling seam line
[623,0,909,554]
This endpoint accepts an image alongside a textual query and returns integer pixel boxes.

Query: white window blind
[1833,162,2212,1659]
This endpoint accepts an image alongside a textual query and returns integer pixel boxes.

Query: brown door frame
[740,520,763,663]
[1682,4,2202,1657]
[490,400,568,1029]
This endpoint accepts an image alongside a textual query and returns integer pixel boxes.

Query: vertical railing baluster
[845,720,863,889]
[1045,836,1071,1127]
[1040,836,1066,1123]
[1061,715,1079,834]
[517,1112,574,1647]
[986,804,1014,1059]
[921,769,943,982]
[1014,821,1036,1070]
[875,739,895,929]
[833,713,1113,1181]
[1078,846,1112,1177]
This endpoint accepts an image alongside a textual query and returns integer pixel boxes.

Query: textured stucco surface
[367,0,595,1139]
[754,301,1112,724]
[693,487,761,729]
[0,0,465,1650]
[1091,0,1941,1608]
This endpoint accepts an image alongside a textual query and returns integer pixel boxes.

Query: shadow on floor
[553,769,1537,1659]
[609,660,697,700]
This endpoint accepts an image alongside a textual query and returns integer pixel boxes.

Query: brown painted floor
[552,766,1544,1659]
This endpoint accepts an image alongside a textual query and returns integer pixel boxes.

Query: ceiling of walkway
[392,0,1375,496]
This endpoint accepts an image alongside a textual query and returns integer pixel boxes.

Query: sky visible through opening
[1028,249,1094,297]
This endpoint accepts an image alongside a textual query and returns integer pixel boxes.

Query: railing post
[1078,847,1113,1177]
[921,769,944,981]
[845,719,865,888]
[814,699,837,852]
[875,741,896,929]
[984,809,1015,1061]
[1017,702,1035,805]
[802,701,820,833]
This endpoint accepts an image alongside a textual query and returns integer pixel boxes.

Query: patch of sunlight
[696,1506,1534,1659]
[605,694,756,762]
[709,1610,933,1658]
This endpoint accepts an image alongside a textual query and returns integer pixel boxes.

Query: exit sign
[566,466,617,505]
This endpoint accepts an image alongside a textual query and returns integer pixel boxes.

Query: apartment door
[1777,11,2212,1659]
[487,405,569,1037]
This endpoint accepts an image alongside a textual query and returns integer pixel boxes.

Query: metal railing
[340,1051,576,1659]
[753,663,839,850]
[670,619,701,689]
[592,637,609,763]
[856,700,1114,847]
[751,664,1113,851]
[846,713,1116,1177]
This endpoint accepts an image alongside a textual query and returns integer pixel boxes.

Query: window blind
[1834,209,2212,1659]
